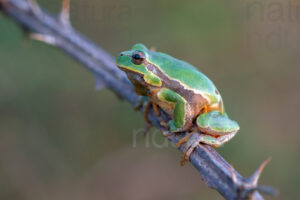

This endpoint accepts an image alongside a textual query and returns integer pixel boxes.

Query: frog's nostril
[120,53,124,56]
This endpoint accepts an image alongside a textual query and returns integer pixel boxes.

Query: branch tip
[236,157,273,199]
[59,0,71,27]
[258,185,279,197]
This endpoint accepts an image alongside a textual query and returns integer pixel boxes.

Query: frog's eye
[131,51,145,65]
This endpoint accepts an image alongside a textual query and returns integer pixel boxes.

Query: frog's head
[116,43,162,88]
[116,43,150,74]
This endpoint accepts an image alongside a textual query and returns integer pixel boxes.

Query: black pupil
[133,54,141,60]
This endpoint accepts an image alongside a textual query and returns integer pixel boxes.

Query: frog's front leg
[144,98,161,119]
[157,88,190,132]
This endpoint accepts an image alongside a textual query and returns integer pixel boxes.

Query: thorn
[248,157,271,187]
[30,33,57,46]
[59,0,71,27]
[27,0,42,17]
[229,157,276,199]
[237,157,274,199]
[230,164,239,185]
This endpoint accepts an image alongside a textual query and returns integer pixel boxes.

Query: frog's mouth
[117,65,144,76]
[123,70,149,96]
[116,64,126,70]
[116,64,132,71]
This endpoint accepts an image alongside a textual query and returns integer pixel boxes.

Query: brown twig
[0,0,278,199]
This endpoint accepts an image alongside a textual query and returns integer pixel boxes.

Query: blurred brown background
[0,0,299,199]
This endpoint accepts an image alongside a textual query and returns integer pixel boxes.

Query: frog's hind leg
[196,110,239,147]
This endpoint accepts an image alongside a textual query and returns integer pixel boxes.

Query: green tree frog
[116,44,239,161]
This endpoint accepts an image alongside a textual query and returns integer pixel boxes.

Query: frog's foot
[179,132,236,166]
[180,132,203,166]
[199,132,237,148]
[176,132,194,147]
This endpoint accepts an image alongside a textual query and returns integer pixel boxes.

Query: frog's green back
[149,51,218,95]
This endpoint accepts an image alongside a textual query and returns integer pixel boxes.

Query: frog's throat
[117,64,162,87]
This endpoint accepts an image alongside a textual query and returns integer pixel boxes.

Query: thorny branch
[0,0,277,199]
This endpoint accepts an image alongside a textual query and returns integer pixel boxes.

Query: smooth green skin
[157,88,186,130]
[116,44,239,147]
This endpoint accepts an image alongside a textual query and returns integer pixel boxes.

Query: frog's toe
[180,132,203,166]
[176,132,193,147]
